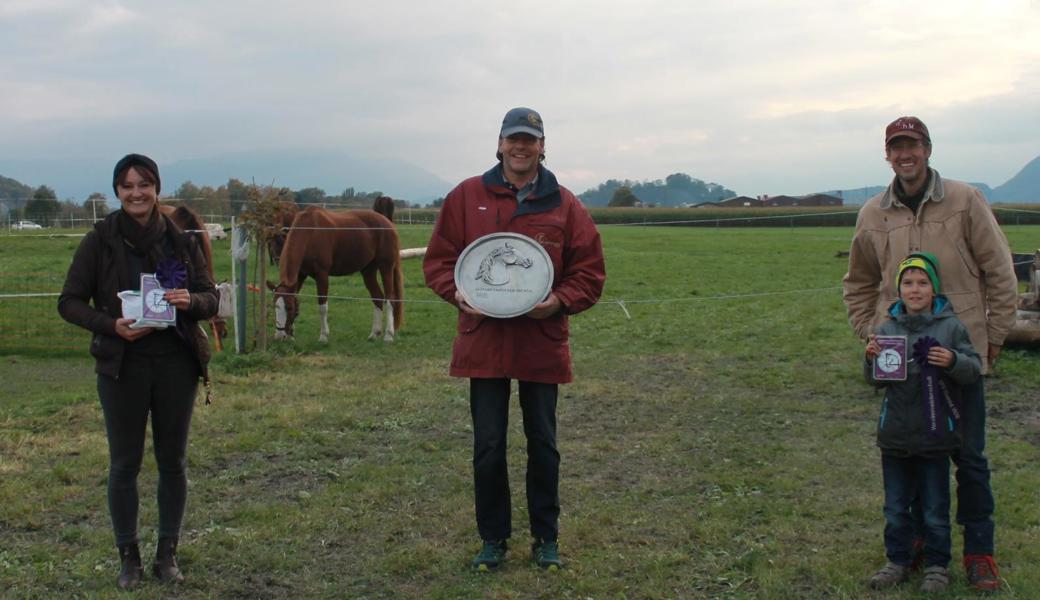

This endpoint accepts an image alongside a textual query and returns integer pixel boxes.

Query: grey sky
[2,0,1038,197]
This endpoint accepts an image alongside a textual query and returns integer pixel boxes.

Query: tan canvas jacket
[842,169,1017,371]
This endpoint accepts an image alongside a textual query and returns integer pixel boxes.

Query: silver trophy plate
[454,232,554,318]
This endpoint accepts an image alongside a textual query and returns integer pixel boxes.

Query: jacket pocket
[952,237,980,279]
[457,312,487,334]
[89,333,123,361]
[537,314,569,341]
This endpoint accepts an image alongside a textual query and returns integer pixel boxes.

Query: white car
[12,220,43,230]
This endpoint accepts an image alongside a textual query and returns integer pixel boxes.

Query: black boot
[153,536,185,584]
[116,543,143,590]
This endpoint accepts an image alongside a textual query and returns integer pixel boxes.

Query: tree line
[1,175,412,227]
[579,172,736,207]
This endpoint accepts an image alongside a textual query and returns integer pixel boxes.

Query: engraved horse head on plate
[475,242,534,286]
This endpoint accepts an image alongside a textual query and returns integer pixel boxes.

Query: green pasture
[1,224,1038,598]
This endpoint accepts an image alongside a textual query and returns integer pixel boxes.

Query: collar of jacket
[887,293,952,319]
[481,163,563,216]
[879,168,945,210]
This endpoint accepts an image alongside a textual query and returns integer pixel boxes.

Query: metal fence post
[231,217,249,353]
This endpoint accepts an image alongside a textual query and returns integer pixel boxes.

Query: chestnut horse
[158,203,229,347]
[269,207,403,343]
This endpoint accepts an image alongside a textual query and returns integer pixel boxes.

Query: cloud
[1,0,1038,197]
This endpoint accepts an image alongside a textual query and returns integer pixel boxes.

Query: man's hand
[114,317,154,341]
[453,290,485,316]
[527,293,562,320]
[987,343,1002,369]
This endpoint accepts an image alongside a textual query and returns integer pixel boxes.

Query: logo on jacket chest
[533,232,561,249]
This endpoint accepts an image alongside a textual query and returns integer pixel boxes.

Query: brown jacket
[58,211,218,382]
[842,169,1017,371]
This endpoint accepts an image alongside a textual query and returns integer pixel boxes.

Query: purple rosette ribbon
[912,336,946,436]
[156,258,187,289]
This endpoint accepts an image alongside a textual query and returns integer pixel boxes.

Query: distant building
[756,193,843,207]
[759,194,797,207]
[716,195,762,208]
[798,193,844,206]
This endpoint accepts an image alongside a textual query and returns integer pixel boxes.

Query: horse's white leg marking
[383,300,395,343]
[368,305,383,341]
[274,297,288,340]
[318,303,329,343]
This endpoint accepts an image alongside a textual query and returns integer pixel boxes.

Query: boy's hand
[927,346,955,368]
[865,334,881,360]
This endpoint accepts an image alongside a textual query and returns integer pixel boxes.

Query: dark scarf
[117,207,169,271]
[894,171,932,215]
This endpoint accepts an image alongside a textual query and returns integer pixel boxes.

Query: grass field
[1,224,1039,598]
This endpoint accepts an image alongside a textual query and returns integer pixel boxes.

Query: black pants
[470,378,560,542]
[97,349,198,547]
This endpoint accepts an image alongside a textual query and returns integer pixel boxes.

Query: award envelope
[125,273,177,329]
[872,335,908,381]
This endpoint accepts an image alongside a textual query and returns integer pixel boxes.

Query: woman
[58,154,217,589]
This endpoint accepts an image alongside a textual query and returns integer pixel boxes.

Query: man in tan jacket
[843,116,1017,592]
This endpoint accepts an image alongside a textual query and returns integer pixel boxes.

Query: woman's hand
[114,318,154,341]
[164,288,192,310]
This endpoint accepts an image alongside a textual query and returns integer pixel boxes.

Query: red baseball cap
[885,116,930,146]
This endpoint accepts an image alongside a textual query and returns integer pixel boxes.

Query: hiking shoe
[869,562,910,589]
[964,554,1000,592]
[909,537,925,572]
[531,538,562,571]
[920,565,950,594]
[471,540,507,572]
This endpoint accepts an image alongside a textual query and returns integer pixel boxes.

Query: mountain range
[1,151,1037,206]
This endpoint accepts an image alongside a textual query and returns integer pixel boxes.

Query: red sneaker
[963,554,1000,592]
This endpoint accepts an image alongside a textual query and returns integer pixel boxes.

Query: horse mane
[475,247,503,283]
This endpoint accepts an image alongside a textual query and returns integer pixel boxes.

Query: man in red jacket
[424,107,606,572]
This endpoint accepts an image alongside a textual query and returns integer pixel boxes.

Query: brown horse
[158,203,229,347]
[269,207,403,342]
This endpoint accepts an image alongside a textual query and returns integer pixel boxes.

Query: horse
[372,195,395,222]
[268,207,403,343]
[158,203,229,348]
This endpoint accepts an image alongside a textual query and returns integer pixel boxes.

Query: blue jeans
[910,377,994,555]
[882,454,951,568]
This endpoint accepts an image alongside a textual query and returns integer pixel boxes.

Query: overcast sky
[2,0,1038,197]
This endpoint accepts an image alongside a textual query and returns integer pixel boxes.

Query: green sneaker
[531,538,562,571]
[472,540,507,572]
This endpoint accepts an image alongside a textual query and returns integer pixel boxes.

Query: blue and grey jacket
[867,295,982,457]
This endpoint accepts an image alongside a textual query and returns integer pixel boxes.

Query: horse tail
[373,196,395,222]
[393,254,404,331]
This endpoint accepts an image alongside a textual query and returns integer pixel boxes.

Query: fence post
[231,217,249,353]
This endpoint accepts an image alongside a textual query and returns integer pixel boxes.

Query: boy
[865,253,981,593]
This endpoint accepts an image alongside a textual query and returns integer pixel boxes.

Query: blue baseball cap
[500,107,544,138]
